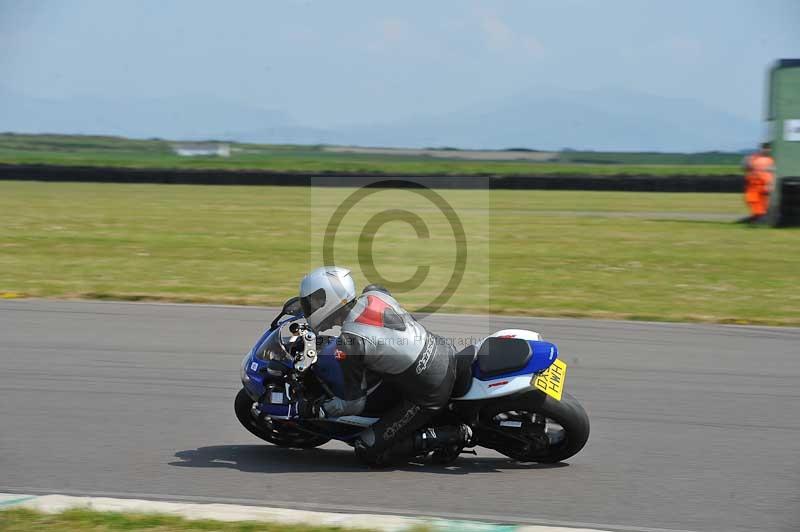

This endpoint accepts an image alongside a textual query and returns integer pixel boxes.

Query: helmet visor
[299,288,327,320]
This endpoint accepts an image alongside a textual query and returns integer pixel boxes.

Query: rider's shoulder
[361,288,399,305]
[342,290,409,331]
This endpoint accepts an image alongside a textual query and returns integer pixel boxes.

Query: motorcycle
[236,297,589,464]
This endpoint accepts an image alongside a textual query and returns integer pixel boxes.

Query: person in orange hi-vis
[740,142,775,223]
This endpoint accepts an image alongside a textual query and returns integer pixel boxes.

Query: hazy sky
[1,0,798,128]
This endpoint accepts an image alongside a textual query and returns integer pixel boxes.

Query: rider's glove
[297,397,325,418]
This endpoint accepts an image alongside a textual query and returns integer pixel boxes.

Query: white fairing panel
[455,328,543,401]
[455,375,534,401]
[487,329,542,341]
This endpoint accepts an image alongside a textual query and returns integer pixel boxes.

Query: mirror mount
[270,296,303,330]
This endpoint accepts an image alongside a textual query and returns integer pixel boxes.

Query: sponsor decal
[382,405,421,440]
[415,334,435,374]
[334,348,347,361]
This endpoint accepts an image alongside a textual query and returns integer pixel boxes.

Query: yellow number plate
[532,358,567,401]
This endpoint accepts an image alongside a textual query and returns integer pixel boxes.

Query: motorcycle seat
[476,337,532,378]
[452,345,477,398]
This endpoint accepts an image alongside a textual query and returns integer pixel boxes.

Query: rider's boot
[416,424,474,465]
[415,424,473,452]
[354,425,473,467]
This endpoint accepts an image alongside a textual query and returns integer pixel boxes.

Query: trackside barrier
[0,164,742,192]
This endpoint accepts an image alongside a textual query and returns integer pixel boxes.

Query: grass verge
[1,181,797,326]
[0,508,371,532]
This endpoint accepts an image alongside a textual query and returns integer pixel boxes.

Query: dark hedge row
[0,164,742,192]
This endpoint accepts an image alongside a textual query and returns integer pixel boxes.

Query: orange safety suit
[743,153,775,217]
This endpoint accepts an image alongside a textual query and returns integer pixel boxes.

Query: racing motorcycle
[236,297,589,464]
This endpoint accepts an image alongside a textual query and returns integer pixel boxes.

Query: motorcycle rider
[298,266,472,466]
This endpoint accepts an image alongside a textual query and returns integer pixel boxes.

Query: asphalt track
[1,300,798,532]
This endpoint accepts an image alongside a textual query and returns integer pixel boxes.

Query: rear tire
[480,390,589,463]
[234,388,330,449]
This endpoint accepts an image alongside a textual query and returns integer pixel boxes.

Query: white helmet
[299,266,357,331]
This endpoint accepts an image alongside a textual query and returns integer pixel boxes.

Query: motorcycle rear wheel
[234,388,330,449]
[480,390,589,463]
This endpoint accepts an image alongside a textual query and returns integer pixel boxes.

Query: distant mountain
[0,87,293,141]
[333,87,760,152]
[0,86,760,151]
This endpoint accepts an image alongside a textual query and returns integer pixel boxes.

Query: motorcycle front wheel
[234,388,330,449]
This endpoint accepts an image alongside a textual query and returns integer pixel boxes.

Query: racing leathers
[320,289,460,463]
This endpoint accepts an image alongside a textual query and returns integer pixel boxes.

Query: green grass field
[1,181,797,325]
[0,134,740,177]
[0,508,369,532]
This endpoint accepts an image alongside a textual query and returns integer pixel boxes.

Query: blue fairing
[473,340,558,381]
[243,327,347,402]
[242,328,287,400]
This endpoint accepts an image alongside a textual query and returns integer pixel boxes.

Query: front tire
[479,390,589,463]
[234,388,330,449]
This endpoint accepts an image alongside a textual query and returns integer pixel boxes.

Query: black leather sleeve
[337,332,368,401]
[321,332,369,416]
